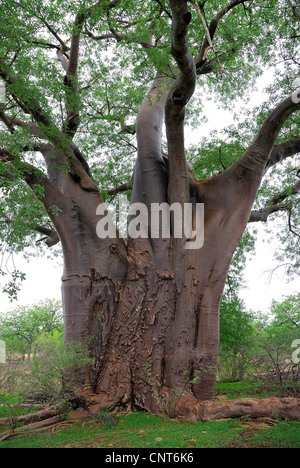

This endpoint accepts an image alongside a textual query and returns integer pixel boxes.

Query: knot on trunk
[183,11,192,24]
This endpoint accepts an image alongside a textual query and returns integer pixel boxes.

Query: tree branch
[165,0,196,206]
[0,58,97,192]
[264,136,300,173]
[0,148,15,161]
[287,0,300,21]
[249,204,288,222]
[0,107,15,134]
[0,148,66,215]
[2,215,60,248]
[85,12,158,50]
[106,180,133,196]
[34,225,60,247]
[42,19,70,53]
[0,112,48,140]
[84,31,120,41]
[232,90,300,177]
[56,11,86,139]
[249,178,300,223]
[193,0,251,73]
[190,0,224,77]
[153,0,172,19]
[0,156,67,249]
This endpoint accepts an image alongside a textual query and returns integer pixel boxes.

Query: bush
[19,338,93,415]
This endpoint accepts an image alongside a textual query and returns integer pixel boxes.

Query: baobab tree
[0,0,300,421]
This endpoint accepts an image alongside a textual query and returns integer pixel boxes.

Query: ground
[1,413,300,448]
[1,382,300,448]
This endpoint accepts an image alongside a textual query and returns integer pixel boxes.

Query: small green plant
[271,402,282,420]
[142,363,210,418]
[170,369,204,417]
[0,394,17,432]
[94,410,116,428]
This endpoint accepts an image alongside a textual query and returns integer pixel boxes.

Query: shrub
[19,338,93,415]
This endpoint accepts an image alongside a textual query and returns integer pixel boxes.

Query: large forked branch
[232,90,300,178]
[0,149,66,212]
[205,91,300,215]
[0,150,67,245]
[165,0,196,206]
[0,110,93,183]
[57,11,86,138]
[0,145,70,247]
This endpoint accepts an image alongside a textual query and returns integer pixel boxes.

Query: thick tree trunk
[56,78,300,419]
[58,173,258,413]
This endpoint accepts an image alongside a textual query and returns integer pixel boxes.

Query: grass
[215,381,272,399]
[1,412,300,449]
[1,382,300,448]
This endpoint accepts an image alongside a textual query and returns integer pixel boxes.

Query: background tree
[250,294,300,394]
[0,299,63,359]
[219,298,255,382]
[0,0,299,419]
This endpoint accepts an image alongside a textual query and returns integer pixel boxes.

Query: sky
[240,224,299,311]
[0,71,298,314]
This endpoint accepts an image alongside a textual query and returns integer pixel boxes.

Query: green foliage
[253,293,300,352]
[0,0,299,297]
[0,338,93,421]
[249,293,300,394]
[220,299,254,353]
[94,410,117,428]
[0,269,26,302]
[18,339,93,412]
[219,293,300,390]
[0,299,63,358]
[219,298,255,381]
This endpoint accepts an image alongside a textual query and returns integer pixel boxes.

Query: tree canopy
[0,0,299,295]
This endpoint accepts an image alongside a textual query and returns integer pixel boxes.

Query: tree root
[67,390,300,423]
[0,405,57,426]
[173,392,300,422]
[0,415,62,442]
[1,392,300,442]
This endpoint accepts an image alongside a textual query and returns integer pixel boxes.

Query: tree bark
[73,91,299,414]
